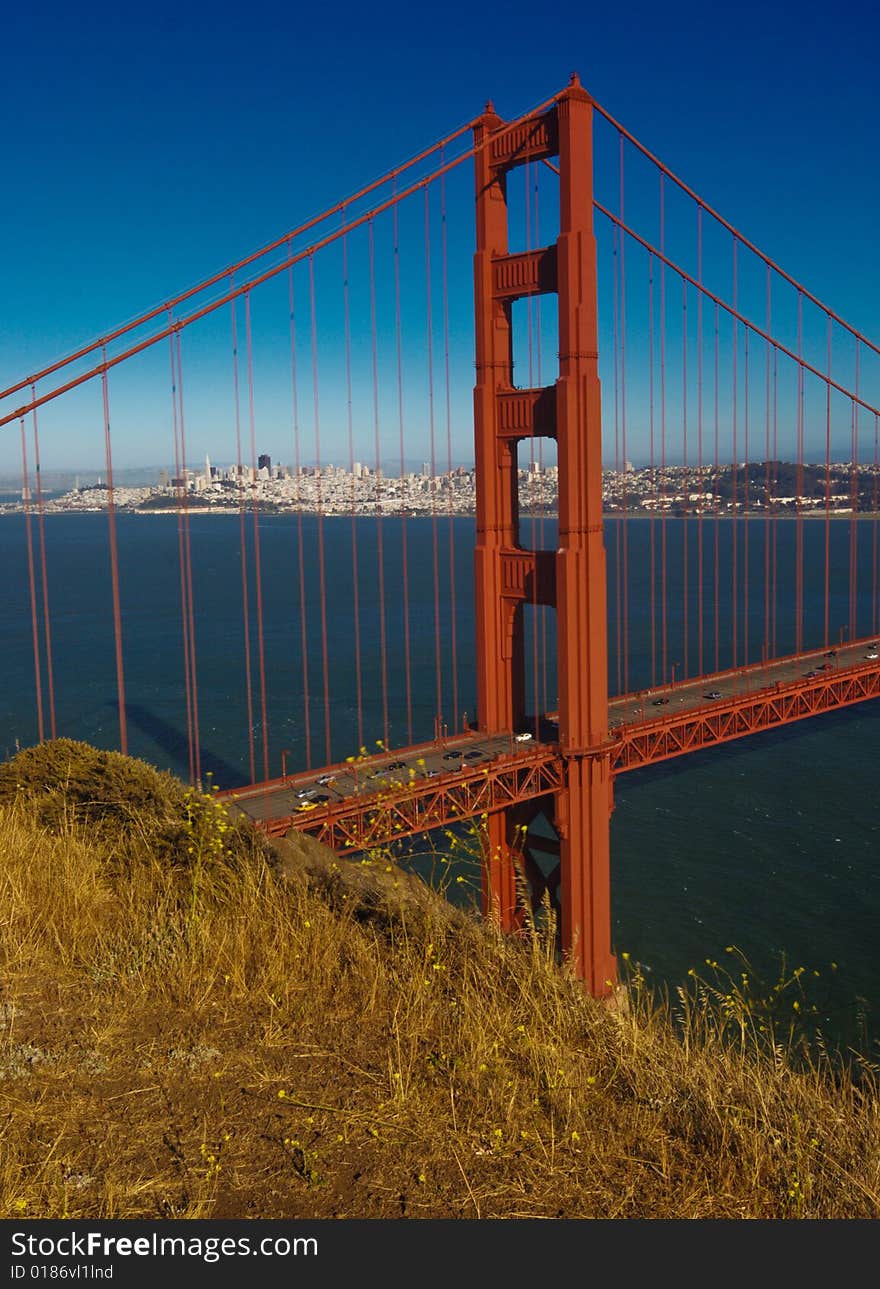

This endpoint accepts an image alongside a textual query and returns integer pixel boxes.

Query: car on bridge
[866,652,879,660]
[704,690,722,700]
[515,731,533,742]
[385,760,406,771]
[652,697,669,706]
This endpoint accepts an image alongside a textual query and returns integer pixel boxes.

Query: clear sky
[1,0,878,474]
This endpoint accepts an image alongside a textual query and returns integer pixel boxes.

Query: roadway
[607,635,878,729]
[224,634,880,838]
[226,731,532,831]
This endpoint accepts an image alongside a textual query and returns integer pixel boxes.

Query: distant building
[258,454,272,472]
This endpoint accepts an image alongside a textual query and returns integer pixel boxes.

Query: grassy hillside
[0,740,878,1218]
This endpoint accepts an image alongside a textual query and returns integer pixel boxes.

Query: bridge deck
[223,636,880,848]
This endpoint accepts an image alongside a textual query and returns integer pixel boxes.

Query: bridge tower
[472,75,616,994]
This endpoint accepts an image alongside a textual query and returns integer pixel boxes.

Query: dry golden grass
[0,740,879,1219]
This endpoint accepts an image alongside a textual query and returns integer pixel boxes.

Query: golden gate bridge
[3,75,879,994]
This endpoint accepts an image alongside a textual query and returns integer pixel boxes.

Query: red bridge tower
[472,76,616,993]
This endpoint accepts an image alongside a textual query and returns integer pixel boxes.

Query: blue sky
[1,0,878,473]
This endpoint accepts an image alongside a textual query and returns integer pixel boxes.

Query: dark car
[464,749,485,760]
[442,751,460,760]
[704,690,722,700]
[312,793,330,804]
[805,669,820,678]
[386,760,406,770]
[824,650,837,658]
[652,697,670,706]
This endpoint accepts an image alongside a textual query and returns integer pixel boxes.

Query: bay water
[2,510,878,1051]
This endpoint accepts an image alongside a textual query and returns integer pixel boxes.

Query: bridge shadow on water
[117,702,246,789]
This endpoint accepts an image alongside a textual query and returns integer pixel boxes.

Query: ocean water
[2,510,878,1050]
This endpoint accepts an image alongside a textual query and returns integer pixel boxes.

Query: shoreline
[3,507,880,521]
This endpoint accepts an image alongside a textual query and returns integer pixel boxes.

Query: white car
[865,652,879,660]
[514,732,533,742]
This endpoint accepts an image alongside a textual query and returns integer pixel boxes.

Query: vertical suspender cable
[612,224,622,694]
[368,223,390,751]
[342,222,365,752]
[175,332,201,786]
[619,136,629,695]
[697,209,704,678]
[288,264,312,769]
[824,319,832,651]
[772,348,779,657]
[244,293,271,781]
[660,178,668,683]
[681,278,688,678]
[100,357,128,754]
[796,292,805,654]
[169,331,195,785]
[765,269,772,661]
[731,240,739,670]
[649,253,656,688]
[231,292,256,785]
[424,190,443,729]
[306,263,333,765]
[441,158,460,731]
[850,342,860,641]
[743,329,750,667]
[850,395,857,641]
[20,418,45,742]
[873,413,879,636]
[714,303,721,672]
[393,191,414,745]
[31,393,56,738]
